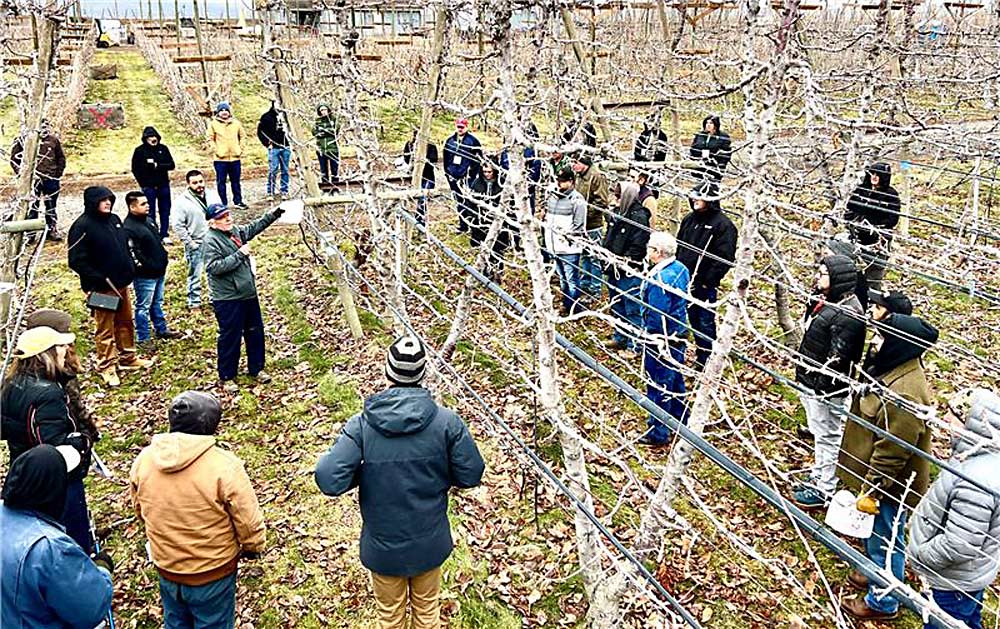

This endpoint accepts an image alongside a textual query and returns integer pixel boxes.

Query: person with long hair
[1,326,94,552]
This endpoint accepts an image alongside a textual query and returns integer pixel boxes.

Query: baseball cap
[868,289,913,315]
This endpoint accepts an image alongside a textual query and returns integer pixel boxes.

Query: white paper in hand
[276,198,304,225]
[824,490,875,539]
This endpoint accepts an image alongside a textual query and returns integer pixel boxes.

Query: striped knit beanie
[386,336,427,385]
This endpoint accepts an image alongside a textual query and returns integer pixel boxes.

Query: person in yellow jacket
[206,102,246,209]
[130,391,265,629]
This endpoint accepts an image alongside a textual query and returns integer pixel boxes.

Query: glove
[856,495,879,515]
[272,207,285,218]
[240,550,261,560]
[91,550,114,574]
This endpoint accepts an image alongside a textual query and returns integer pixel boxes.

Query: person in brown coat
[836,313,938,621]
[10,120,67,241]
[572,154,613,296]
[130,391,265,628]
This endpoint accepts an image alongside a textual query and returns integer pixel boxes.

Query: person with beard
[571,154,613,296]
[130,126,176,241]
[792,255,866,509]
[442,118,482,234]
[1,445,113,628]
[172,170,221,310]
[845,163,901,290]
[603,181,651,352]
[544,168,588,315]
[836,313,938,621]
[908,389,1000,629]
[10,119,67,242]
[206,101,246,209]
[67,186,152,387]
[1,326,95,552]
[689,114,732,180]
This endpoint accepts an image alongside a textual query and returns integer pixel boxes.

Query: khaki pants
[371,567,441,629]
[92,287,137,372]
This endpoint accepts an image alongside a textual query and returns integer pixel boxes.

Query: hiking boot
[100,369,120,388]
[156,330,183,340]
[46,230,65,242]
[251,370,272,384]
[841,594,898,621]
[796,425,814,441]
[221,379,239,393]
[792,486,828,510]
[605,338,627,352]
[137,339,156,352]
[638,434,670,448]
[847,570,869,591]
[119,357,154,371]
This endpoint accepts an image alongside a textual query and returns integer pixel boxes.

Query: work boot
[156,330,183,340]
[847,570,869,591]
[605,338,627,352]
[841,594,898,621]
[119,357,154,371]
[46,230,64,242]
[100,369,120,388]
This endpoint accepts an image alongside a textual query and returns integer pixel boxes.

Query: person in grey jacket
[908,389,1000,629]
[171,170,221,309]
[203,203,282,391]
[315,336,484,629]
[544,168,588,315]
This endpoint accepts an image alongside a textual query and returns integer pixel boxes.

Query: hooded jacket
[1,446,112,629]
[676,182,738,289]
[467,169,504,238]
[67,186,135,292]
[689,115,732,177]
[908,390,1000,592]
[256,103,289,149]
[603,182,651,270]
[130,432,266,585]
[10,132,66,180]
[122,211,169,279]
[206,115,244,161]
[130,127,175,188]
[634,125,669,163]
[203,210,280,301]
[836,314,937,509]
[796,255,866,396]
[403,136,438,184]
[312,104,340,156]
[845,163,901,246]
[315,386,485,577]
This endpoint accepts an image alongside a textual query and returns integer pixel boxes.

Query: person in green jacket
[203,203,283,392]
[312,104,340,189]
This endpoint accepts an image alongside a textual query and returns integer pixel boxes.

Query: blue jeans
[213,160,243,206]
[607,271,642,349]
[580,228,604,294]
[925,589,984,629]
[318,151,339,185]
[134,277,168,342]
[61,478,93,554]
[212,297,266,381]
[416,178,434,225]
[688,284,718,368]
[554,254,582,313]
[267,147,290,195]
[142,183,172,237]
[185,246,205,308]
[644,344,688,442]
[160,571,237,629]
[864,501,908,614]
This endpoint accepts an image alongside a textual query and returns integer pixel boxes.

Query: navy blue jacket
[314,386,484,577]
[442,132,482,181]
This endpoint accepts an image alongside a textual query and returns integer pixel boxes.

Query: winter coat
[689,115,732,177]
[67,186,135,292]
[908,390,1000,592]
[1,374,90,482]
[603,185,651,271]
[123,213,168,279]
[0,505,112,629]
[10,133,66,181]
[642,258,690,337]
[524,146,542,184]
[795,255,866,396]
[845,164,901,247]
[203,210,280,302]
[403,138,438,184]
[634,126,669,162]
[564,120,597,148]
[130,127,175,188]
[468,174,503,232]
[312,106,340,156]
[171,187,218,250]
[130,432,266,584]
[206,116,244,161]
[256,104,289,149]
[575,164,612,230]
[544,188,588,255]
[442,132,482,181]
[314,386,485,578]
[676,201,738,289]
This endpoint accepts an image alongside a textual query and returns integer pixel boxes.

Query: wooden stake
[191,0,211,104]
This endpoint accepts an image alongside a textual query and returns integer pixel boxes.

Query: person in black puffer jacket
[845,163,901,289]
[676,180,738,368]
[603,181,651,352]
[1,326,94,553]
[130,126,176,239]
[122,191,181,346]
[634,115,669,163]
[68,186,149,387]
[257,101,291,198]
[792,254,867,509]
[467,158,504,248]
[689,114,732,180]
